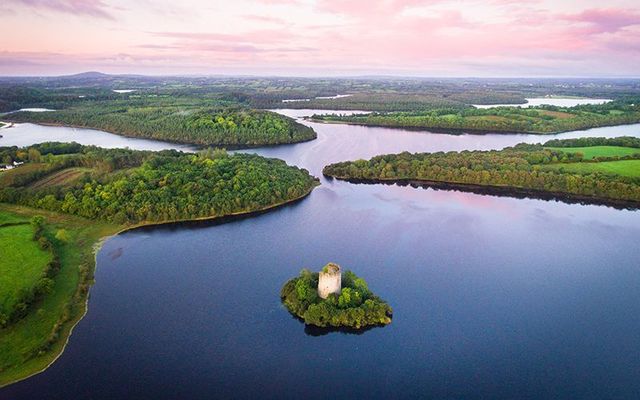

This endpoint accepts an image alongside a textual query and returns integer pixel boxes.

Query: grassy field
[29,167,92,190]
[0,212,29,226]
[0,163,48,187]
[0,204,118,387]
[543,160,640,178]
[0,219,53,317]
[547,146,640,160]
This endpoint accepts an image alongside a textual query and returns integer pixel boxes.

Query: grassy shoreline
[0,182,317,387]
[308,116,640,135]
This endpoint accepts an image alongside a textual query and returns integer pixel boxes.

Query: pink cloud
[151,30,291,44]
[1,0,640,76]
[7,0,115,19]
[242,14,288,25]
[316,0,440,16]
[564,8,640,34]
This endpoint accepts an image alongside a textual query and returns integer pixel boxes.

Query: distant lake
[1,108,56,113]
[0,123,195,152]
[473,97,612,109]
[3,113,640,399]
[282,94,352,103]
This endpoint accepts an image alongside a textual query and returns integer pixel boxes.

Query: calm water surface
[0,123,195,151]
[473,97,611,109]
[2,114,640,399]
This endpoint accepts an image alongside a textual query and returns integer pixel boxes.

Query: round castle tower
[318,263,342,299]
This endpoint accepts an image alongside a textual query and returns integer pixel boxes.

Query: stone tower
[318,263,342,299]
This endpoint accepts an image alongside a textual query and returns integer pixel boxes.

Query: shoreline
[0,121,317,150]
[307,117,640,136]
[0,183,318,388]
[324,175,640,210]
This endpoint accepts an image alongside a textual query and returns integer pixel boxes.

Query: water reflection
[2,110,640,399]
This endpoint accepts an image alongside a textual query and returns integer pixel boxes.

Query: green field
[0,212,29,226]
[543,160,640,178]
[0,218,52,317]
[547,146,640,160]
[29,167,92,190]
[0,163,49,187]
[0,205,118,387]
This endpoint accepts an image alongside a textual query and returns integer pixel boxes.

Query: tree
[28,148,42,162]
[55,229,71,243]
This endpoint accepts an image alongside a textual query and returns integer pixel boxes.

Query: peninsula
[0,142,318,386]
[310,99,640,134]
[4,101,316,148]
[323,137,640,207]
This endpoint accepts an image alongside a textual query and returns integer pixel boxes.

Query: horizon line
[1,71,640,80]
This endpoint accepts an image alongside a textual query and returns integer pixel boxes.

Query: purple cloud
[8,0,115,20]
[564,8,640,34]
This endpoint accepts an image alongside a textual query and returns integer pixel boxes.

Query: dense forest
[323,137,640,205]
[281,267,393,329]
[2,74,639,113]
[5,101,316,147]
[0,143,318,224]
[311,99,640,134]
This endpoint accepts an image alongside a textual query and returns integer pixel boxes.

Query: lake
[2,114,640,399]
[473,97,612,109]
[0,123,195,152]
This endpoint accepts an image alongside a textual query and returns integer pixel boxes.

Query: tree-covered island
[281,263,393,329]
[5,101,316,148]
[310,99,640,134]
[323,137,640,207]
[0,143,318,386]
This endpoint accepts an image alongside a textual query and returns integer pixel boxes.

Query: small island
[281,263,392,329]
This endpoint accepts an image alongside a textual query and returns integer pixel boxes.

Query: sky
[1,0,639,77]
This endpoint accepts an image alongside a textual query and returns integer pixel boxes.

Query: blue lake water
[2,115,640,399]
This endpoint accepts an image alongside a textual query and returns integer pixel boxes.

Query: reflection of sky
[4,111,640,233]
[0,123,195,152]
[4,107,640,399]
[473,98,611,109]
[249,111,640,178]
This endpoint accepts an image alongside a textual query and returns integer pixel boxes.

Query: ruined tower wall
[318,263,342,299]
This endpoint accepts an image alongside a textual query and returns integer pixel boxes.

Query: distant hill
[63,71,110,79]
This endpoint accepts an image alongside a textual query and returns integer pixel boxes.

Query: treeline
[6,75,640,115]
[323,137,640,204]
[259,93,475,111]
[280,268,392,329]
[0,143,318,225]
[0,216,60,328]
[312,99,640,134]
[5,101,316,147]
[542,136,640,148]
